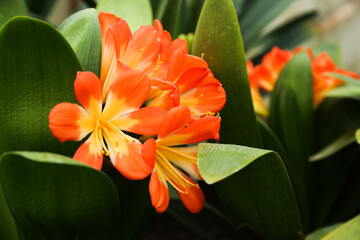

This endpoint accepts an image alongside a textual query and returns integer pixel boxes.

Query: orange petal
[168,38,188,57]
[158,105,191,139]
[142,138,157,168]
[110,19,132,60]
[74,71,103,117]
[121,25,161,71]
[180,76,226,114]
[102,70,151,120]
[250,85,268,116]
[174,173,205,214]
[98,12,122,44]
[110,138,153,180]
[49,102,93,143]
[158,116,220,146]
[149,87,180,111]
[149,170,170,213]
[111,106,167,135]
[73,136,103,170]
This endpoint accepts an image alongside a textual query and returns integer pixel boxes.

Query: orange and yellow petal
[148,87,180,111]
[158,105,191,139]
[149,170,170,213]
[110,19,132,60]
[157,145,202,180]
[49,102,93,143]
[110,137,154,180]
[102,70,151,120]
[73,135,103,170]
[158,115,220,146]
[121,25,161,71]
[250,85,268,116]
[74,71,103,118]
[111,106,167,135]
[174,173,205,214]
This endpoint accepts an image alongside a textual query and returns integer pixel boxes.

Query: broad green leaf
[192,0,262,147]
[0,0,27,28]
[155,0,182,36]
[269,52,313,231]
[198,143,303,240]
[239,0,294,48]
[306,223,341,240]
[58,8,102,76]
[309,130,356,162]
[0,16,81,155]
[0,151,121,239]
[325,84,360,100]
[96,0,153,32]
[0,189,18,240]
[321,215,360,239]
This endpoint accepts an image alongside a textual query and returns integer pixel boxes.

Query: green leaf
[0,151,121,239]
[269,52,313,231]
[0,188,18,240]
[192,0,262,147]
[155,0,183,36]
[306,223,342,240]
[356,129,360,144]
[198,143,303,240]
[326,73,360,86]
[325,84,360,100]
[0,16,82,155]
[96,0,153,32]
[0,0,27,28]
[310,130,356,162]
[239,0,294,47]
[320,215,360,239]
[179,0,204,34]
[58,8,102,76]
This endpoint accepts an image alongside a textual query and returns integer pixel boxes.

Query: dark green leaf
[0,189,18,240]
[96,0,153,32]
[179,0,204,34]
[239,0,294,47]
[198,143,303,240]
[58,8,102,76]
[269,52,313,231]
[192,0,262,147]
[310,130,356,162]
[0,151,121,239]
[0,16,82,155]
[306,223,342,240]
[155,0,182,36]
[0,0,27,28]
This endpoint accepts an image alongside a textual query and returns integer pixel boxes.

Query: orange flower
[254,46,293,92]
[148,106,220,213]
[49,70,166,179]
[147,49,226,116]
[246,61,268,116]
[312,52,359,107]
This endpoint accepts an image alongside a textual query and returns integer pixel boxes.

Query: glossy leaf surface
[0,151,121,239]
[58,8,102,76]
[198,143,303,240]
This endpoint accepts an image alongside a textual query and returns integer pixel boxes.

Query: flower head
[49,70,166,179]
[148,106,221,213]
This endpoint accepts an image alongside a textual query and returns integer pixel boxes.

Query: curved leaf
[198,143,303,240]
[269,52,313,231]
[0,0,27,28]
[306,223,341,240]
[325,84,360,100]
[58,8,102,76]
[96,0,153,32]
[321,215,360,240]
[0,151,121,239]
[155,0,182,36]
[0,16,82,155]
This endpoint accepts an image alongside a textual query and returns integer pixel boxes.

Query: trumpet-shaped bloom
[149,106,221,213]
[148,49,226,116]
[312,52,359,106]
[49,70,166,179]
[246,61,268,116]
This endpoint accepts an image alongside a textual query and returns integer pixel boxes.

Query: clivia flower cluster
[48,12,226,213]
[247,46,359,116]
